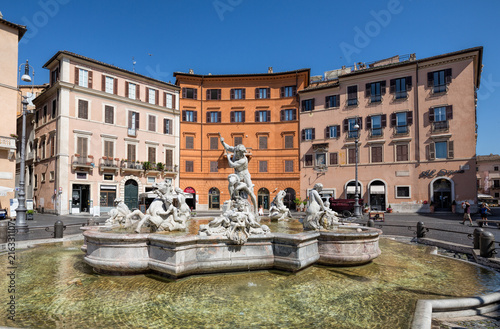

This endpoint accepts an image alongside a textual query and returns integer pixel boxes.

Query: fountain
[82,135,382,278]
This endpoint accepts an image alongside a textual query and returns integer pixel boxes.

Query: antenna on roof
[132,57,136,72]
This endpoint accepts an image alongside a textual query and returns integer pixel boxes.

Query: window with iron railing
[428,69,452,94]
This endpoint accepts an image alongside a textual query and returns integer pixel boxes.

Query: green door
[124,180,138,210]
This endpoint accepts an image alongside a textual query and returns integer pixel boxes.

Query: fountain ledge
[82,226,381,278]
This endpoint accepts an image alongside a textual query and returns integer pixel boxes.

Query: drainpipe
[200,77,203,172]
[415,63,420,165]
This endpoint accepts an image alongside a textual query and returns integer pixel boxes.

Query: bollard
[473,228,484,249]
[367,219,375,227]
[417,221,426,238]
[87,218,95,226]
[54,220,64,239]
[480,231,495,258]
[0,221,8,243]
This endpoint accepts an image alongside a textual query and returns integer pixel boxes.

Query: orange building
[174,68,310,211]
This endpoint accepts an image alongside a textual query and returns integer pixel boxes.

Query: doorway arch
[184,187,196,210]
[208,187,220,209]
[368,180,386,211]
[258,188,270,209]
[284,188,296,211]
[431,177,454,211]
[345,180,363,200]
[124,179,138,210]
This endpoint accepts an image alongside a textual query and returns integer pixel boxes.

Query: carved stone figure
[105,198,131,226]
[303,183,339,230]
[199,134,270,244]
[269,190,292,221]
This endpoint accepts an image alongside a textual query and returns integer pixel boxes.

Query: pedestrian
[460,201,472,226]
[480,202,491,226]
[258,205,264,216]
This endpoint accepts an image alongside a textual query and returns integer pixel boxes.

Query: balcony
[128,128,137,137]
[120,160,143,176]
[432,120,449,133]
[99,157,120,175]
[347,98,358,106]
[71,155,94,172]
[369,128,383,138]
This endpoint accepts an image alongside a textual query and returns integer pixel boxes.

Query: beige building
[33,51,180,215]
[477,154,500,205]
[0,13,26,215]
[299,47,482,213]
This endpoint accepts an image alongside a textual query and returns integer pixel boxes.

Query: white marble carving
[269,190,292,221]
[303,183,339,230]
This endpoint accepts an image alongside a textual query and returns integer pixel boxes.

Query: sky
[2,0,499,155]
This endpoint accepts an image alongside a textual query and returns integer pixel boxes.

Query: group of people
[461,201,492,226]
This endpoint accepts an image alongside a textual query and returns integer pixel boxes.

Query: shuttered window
[348,148,356,164]
[78,100,88,119]
[285,160,294,172]
[347,85,358,105]
[231,89,245,100]
[206,89,221,100]
[148,147,156,163]
[52,99,57,118]
[182,88,197,99]
[77,137,88,157]
[280,108,296,121]
[371,146,383,163]
[280,86,296,98]
[163,118,172,134]
[396,144,408,162]
[210,137,218,150]
[104,141,114,158]
[104,106,114,124]
[234,136,243,146]
[127,144,136,162]
[210,161,218,172]
[186,136,194,149]
[305,154,313,166]
[185,161,194,172]
[259,161,268,172]
[259,136,268,149]
[165,149,173,168]
[325,95,340,108]
[284,135,294,149]
[148,115,156,132]
[329,152,338,165]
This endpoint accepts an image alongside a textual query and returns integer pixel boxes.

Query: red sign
[184,187,196,194]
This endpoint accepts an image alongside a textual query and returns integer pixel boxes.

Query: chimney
[268,67,273,73]
[188,69,194,74]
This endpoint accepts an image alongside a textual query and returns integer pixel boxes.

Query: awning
[346,186,356,194]
[478,194,494,199]
[0,186,14,197]
[370,185,385,194]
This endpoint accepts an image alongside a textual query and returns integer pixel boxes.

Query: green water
[0,238,499,329]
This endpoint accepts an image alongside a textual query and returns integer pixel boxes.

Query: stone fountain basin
[82,225,381,278]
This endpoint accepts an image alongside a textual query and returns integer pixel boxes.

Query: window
[182,110,197,122]
[78,69,88,88]
[428,141,454,160]
[396,144,408,162]
[494,180,500,188]
[104,140,114,158]
[344,118,361,138]
[234,136,243,146]
[329,152,338,165]
[78,100,88,119]
[347,85,358,106]
[495,166,499,172]
[496,193,500,198]
[210,161,218,173]
[326,125,340,139]
[396,186,410,198]
[34,175,38,189]
[280,108,296,121]
[284,135,294,149]
[210,136,219,150]
[147,88,158,105]
[429,106,452,132]
[186,136,194,149]
[43,105,47,123]
[50,136,55,156]
[165,93,174,108]
[148,115,156,132]
[148,146,156,163]
[51,69,59,85]
[316,153,326,167]
[41,173,46,183]
[305,154,313,167]
[367,115,386,137]
[281,86,296,98]
[127,82,137,100]
[392,112,412,134]
[301,128,315,141]
[285,160,294,172]
[127,144,136,162]
[301,99,314,112]
[163,118,173,135]
[365,81,386,103]
[206,89,221,100]
[348,148,356,164]
[128,111,139,136]
[428,69,452,93]
[230,88,245,100]
[76,136,88,157]
[230,111,245,123]
[186,161,194,172]
[165,149,173,169]
[206,111,221,123]
[182,87,197,99]
[259,136,268,149]
[259,161,268,172]
[371,145,383,163]
[52,99,57,118]
[255,110,270,122]
[325,95,340,108]
[390,77,412,99]
[255,88,270,99]
[104,105,114,124]
[105,76,114,94]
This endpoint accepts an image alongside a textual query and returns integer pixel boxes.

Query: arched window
[258,188,270,209]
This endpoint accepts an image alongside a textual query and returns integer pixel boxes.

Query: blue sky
[2,0,499,155]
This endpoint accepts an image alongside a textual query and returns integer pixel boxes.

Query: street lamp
[16,60,34,234]
[353,122,361,218]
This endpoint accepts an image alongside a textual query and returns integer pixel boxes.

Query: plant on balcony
[386,205,393,213]
[102,156,108,160]
[143,161,152,170]
[156,162,164,171]
[10,134,18,139]
[114,158,120,162]
[75,153,81,157]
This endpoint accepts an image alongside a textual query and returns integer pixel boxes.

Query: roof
[477,154,500,163]
[43,51,179,89]
[173,68,310,79]
[301,46,483,93]
[301,80,340,92]
[0,17,27,40]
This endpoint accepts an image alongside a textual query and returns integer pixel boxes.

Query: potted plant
[363,204,370,213]
[26,209,34,220]
[156,162,164,171]
[142,161,151,170]
[386,205,393,213]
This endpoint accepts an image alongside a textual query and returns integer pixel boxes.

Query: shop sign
[419,169,465,179]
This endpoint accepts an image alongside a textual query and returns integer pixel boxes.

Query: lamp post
[16,60,34,234]
[353,122,361,218]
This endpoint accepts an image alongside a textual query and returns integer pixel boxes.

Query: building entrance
[184,187,196,210]
[208,187,220,209]
[284,188,296,211]
[258,188,270,209]
[433,179,452,211]
[72,184,90,214]
[369,181,386,211]
[124,180,138,210]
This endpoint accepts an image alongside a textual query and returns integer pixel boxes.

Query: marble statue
[105,198,131,225]
[303,183,339,230]
[269,190,292,221]
[199,135,270,244]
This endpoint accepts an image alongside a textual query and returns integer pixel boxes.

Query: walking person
[480,203,491,226]
[460,201,473,226]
